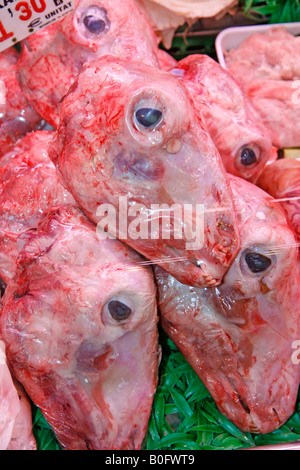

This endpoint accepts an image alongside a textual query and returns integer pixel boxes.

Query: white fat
[0,80,6,106]
[0,341,6,365]
[256,211,266,220]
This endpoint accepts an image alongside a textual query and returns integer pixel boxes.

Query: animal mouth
[193,260,220,287]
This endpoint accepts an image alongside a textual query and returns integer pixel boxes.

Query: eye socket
[240,147,257,167]
[0,277,6,298]
[80,6,110,37]
[107,300,132,323]
[245,252,272,274]
[135,108,163,129]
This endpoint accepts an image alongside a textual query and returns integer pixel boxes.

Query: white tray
[215,22,300,68]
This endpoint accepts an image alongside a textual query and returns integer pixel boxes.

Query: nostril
[272,407,281,422]
[237,395,251,414]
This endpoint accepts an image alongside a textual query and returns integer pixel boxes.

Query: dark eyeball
[135,108,162,128]
[83,16,106,34]
[108,300,132,322]
[240,147,257,166]
[81,6,110,36]
[0,277,6,298]
[245,252,272,274]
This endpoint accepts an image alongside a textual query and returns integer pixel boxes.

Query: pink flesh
[170,55,275,183]
[17,0,160,128]
[155,175,300,434]
[0,130,75,285]
[6,379,37,450]
[0,205,159,450]
[157,49,177,71]
[225,27,300,149]
[0,48,42,157]
[257,158,300,242]
[48,55,240,288]
[0,341,36,450]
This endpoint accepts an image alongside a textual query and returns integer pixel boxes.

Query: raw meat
[6,379,37,451]
[0,47,42,158]
[17,0,160,129]
[48,55,240,288]
[155,175,300,434]
[0,130,75,284]
[225,27,300,149]
[157,49,177,70]
[0,205,159,450]
[257,158,300,242]
[170,55,275,183]
[0,341,36,450]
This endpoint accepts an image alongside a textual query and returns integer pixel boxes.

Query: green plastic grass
[31,329,300,450]
[144,330,255,451]
[241,0,300,23]
[145,330,300,450]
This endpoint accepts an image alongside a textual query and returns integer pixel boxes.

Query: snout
[156,137,240,287]
[208,293,300,434]
[156,266,300,435]
[98,329,160,449]
[206,369,298,435]
[70,328,159,450]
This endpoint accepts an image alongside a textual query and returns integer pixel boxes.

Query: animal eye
[0,277,6,298]
[81,6,110,36]
[107,300,132,322]
[245,252,272,273]
[83,16,106,34]
[135,108,162,128]
[240,147,257,166]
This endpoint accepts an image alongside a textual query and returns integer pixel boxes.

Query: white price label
[0,0,74,52]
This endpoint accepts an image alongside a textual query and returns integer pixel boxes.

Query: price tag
[0,0,75,52]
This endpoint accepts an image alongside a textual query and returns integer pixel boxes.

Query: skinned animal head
[1,205,159,450]
[48,56,240,288]
[17,0,160,128]
[155,175,300,434]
